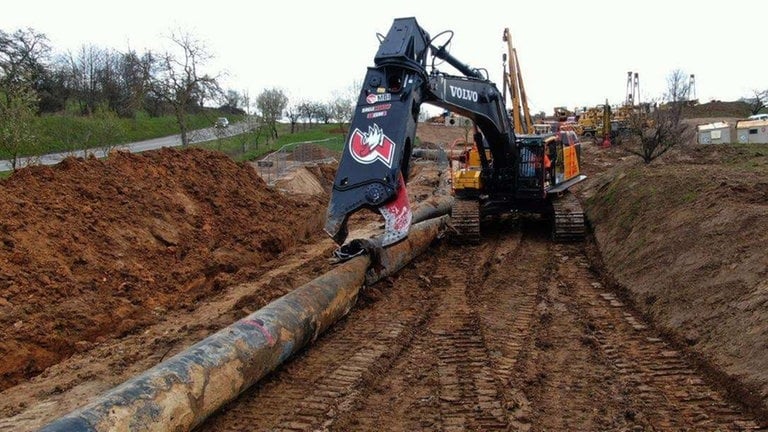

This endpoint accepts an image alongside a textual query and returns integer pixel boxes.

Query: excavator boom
[325,17,513,247]
[325,17,586,249]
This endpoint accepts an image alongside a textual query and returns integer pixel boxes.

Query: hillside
[682,100,754,119]
[578,141,768,414]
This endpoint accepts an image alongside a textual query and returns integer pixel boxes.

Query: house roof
[697,122,730,131]
[736,119,768,129]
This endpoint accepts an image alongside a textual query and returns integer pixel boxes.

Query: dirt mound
[415,123,469,148]
[578,141,768,414]
[0,148,326,391]
[683,100,752,119]
[274,167,327,196]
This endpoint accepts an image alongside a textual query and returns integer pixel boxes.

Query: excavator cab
[514,130,583,198]
[515,135,550,197]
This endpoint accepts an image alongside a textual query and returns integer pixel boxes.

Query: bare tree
[67,45,106,115]
[235,114,263,154]
[221,89,248,114]
[328,96,354,131]
[147,30,221,146]
[256,88,287,140]
[618,69,692,164]
[329,80,359,130]
[315,102,332,124]
[114,49,152,118]
[0,81,39,170]
[747,89,767,115]
[297,100,312,128]
[241,89,251,115]
[284,102,301,134]
[0,28,60,111]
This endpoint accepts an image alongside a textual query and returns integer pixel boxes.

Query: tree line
[0,27,357,170]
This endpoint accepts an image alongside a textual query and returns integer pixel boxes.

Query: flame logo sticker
[348,123,396,167]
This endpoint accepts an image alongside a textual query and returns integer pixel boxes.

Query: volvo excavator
[324,17,586,248]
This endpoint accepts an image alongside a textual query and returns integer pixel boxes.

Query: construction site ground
[1,122,767,431]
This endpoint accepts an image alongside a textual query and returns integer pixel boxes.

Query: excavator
[324,17,586,248]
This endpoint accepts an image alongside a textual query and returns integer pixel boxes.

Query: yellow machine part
[452,169,482,191]
[452,145,485,191]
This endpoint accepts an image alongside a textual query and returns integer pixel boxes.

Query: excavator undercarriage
[550,191,587,242]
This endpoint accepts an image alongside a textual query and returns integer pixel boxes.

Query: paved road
[0,123,247,172]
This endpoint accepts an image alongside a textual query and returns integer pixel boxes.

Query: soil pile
[273,167,327,197]
[415,123,468,148]
[0,148,327,391]
[682,100,752,119]
[578,142,768,413]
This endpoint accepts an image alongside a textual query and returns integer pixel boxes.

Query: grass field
[0,110,243,160]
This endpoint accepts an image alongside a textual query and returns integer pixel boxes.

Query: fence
[253,138,341,185]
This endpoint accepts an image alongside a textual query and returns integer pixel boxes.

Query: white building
[736,119,768,144]
[696,122,732,144]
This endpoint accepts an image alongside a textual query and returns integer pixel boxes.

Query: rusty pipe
[411,194,453,226]
[38,256,370,432]
[365,215,448,285]
[38,215,449,432]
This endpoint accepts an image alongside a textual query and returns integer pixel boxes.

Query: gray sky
[3,0,766,116]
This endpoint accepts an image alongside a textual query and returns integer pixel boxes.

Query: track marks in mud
[337,226,540,432]
[428,234,512,431]
[196,254,440,432]
[197,227,763,431]
[561,243,763,431]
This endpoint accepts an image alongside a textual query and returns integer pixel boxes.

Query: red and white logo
[366,93,392,104]
[349,123,396,167]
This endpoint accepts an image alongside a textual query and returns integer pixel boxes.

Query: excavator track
[450,198,481,244]
[551,190,586,242]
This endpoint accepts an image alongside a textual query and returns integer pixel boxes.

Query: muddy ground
[1,123,767,431]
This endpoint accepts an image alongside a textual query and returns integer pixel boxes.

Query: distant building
[696,122,732,144]
[445,113,471,128]
[735,119,768,144]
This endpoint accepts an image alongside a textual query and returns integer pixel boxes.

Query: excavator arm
[324,17,430,247]
[325,17,516,247]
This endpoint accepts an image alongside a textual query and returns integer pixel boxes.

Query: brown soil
[1,122,768,431]
[415,122,470,148]
[0,148,326,392]
[578,141,768,415]
[682,100,753,119]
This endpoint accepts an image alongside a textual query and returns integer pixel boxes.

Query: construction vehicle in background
[601,100,613,147]
[503,28,533,135]
[324,17,587,247]
[577,105,604,138]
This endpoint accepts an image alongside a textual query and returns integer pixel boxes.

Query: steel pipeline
[39,203,452,432]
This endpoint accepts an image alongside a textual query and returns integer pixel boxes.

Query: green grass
[194,123,347,162]
[0,109,242,160]
[1,119,346,177]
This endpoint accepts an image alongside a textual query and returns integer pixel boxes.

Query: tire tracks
[196,223,764,431]
[556,243,763,431]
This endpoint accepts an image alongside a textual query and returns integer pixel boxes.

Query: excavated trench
[194,219,763,431]
[1,139,767,431]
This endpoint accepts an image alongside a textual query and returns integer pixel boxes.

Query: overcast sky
[3,0,766,116]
